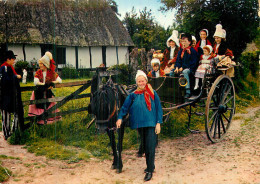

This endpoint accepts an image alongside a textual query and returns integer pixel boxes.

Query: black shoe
[144,172,153,181]
[137,152,144,157]
[144,168,147,173]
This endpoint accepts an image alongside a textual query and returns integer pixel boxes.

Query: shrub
[60,65,79,79]
[15,60,29,75]
[108,64,135,85]
[234,50,259,98]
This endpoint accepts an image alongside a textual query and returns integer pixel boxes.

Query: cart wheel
[205,75,235,143]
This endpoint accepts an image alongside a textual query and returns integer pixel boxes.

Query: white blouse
[200,40,206,47]
[170,47,175,60]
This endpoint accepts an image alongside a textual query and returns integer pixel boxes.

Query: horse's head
[90,79,117,133]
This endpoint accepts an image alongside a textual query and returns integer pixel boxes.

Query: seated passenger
[162,30,180,74]
[147,58,165,78]
[212,24,235,77]
[170,33,198,98]
[194,45,214,90]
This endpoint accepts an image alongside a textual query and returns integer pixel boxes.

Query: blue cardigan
[118,90,163,129]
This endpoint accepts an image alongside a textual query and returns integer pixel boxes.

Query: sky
[115,0,176,29]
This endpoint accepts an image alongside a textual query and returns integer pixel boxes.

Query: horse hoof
[116,168,122,173]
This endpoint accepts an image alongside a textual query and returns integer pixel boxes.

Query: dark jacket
[213,41,234,59]
[175,47,198,73]
[0,65,23,113]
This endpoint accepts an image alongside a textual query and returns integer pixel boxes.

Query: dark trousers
[138,128,158,155]
[138,127,156,173]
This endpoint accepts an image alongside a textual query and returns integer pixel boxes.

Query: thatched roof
[0,0,134,47]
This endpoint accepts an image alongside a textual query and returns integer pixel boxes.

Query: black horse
[89,76,129,173]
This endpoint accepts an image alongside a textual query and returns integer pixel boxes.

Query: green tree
[160,0,259,58]
[123,7,171,51]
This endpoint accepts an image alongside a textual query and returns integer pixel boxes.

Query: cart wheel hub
[218,105,227,114]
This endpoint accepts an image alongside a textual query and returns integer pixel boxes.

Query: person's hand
[37,82,45,85]
[174,67,179,73]
[179,67,183,72]
[17,75,22,79]
[155,123,161,134]
[116,119,122,129]
[48,86,53,90]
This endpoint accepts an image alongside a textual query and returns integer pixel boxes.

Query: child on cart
[170,33,198,98]
[194,45,214,90]
[147,58,165,78]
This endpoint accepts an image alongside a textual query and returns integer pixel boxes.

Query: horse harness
[94,79,126,128]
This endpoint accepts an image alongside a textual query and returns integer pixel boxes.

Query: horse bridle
[95,79,119,125]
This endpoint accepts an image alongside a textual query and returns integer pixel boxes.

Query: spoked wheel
[205,75,235,143]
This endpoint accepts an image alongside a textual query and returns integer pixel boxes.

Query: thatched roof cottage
[0,0,134,68]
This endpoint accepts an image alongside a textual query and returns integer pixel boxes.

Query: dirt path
[1,106,260,184]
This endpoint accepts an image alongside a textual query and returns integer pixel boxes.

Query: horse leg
[106,128,118,170]
[116,122,125,173]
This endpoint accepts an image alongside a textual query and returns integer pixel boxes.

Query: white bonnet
[166,30,180,47]
[151,58,160,66]
[135,70,148,81]
[192,35,197,42]
[213,24,226,39]
[200,29,209,36]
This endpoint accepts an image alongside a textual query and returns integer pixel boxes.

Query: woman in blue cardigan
[116,70,163,181]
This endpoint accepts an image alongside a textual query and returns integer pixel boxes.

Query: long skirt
[28,91,61,124]
[195,63,212,78]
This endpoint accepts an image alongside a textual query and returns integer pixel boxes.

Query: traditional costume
[28,52,62,124]
[0,51,24,139]
[212,24,235,77]
[117,70,163,181]
[147,58,165,77]
[162,30,180,73]
[195,45,214,78]
[195,29,212,51]
[194,45,214,90]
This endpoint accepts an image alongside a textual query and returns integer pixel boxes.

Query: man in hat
[0,50,24,140]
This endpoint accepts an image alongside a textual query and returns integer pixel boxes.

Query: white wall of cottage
[8,45,41,62]
[7,44,129,68]
[78,47,90,68]
[66,47,76,67]
[91,47,103,68]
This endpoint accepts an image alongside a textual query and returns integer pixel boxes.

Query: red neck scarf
[181,46,192,59]
[34,69,58,84]
[134,84,154,111]
[1,62,18,75]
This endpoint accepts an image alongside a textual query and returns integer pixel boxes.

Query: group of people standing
[147,23,234,98]
[0,50,62,140]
